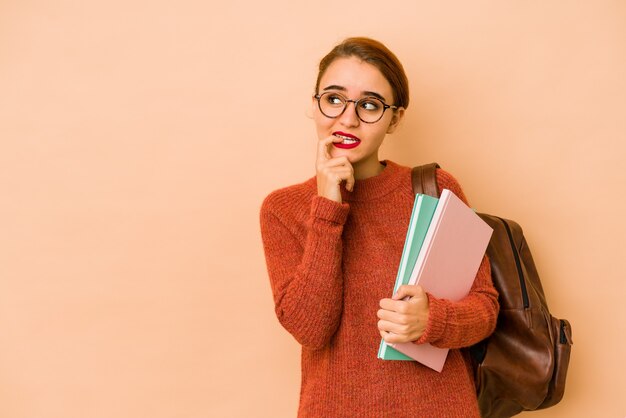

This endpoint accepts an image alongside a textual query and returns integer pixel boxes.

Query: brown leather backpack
[412,163,573,418]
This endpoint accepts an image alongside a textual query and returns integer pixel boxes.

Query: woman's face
[313,56,404,169]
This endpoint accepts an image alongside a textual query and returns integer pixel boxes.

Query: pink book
[389,189,493,372]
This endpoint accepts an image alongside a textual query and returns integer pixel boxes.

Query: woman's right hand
[316,135,355,203]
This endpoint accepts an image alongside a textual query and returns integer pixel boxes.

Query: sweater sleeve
[260,192,349,350]
[414,169,499,349]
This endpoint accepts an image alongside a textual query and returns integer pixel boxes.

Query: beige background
[1,1,624,417]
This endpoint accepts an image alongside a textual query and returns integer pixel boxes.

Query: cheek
[369,126,389,143]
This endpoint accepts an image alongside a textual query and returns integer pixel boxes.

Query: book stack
[377,189,493,372]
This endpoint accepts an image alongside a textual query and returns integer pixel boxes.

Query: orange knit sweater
[260,160,499,417]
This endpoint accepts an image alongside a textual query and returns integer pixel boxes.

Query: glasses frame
[313,92,399,124]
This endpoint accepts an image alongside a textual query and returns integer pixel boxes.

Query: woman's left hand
[377,285,430,344]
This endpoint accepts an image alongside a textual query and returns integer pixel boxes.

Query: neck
[337,160,402,202]
[353,156,385,180]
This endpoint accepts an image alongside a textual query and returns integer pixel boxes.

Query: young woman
[260,37,499,418]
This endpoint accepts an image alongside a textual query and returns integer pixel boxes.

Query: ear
[386,107,405,134]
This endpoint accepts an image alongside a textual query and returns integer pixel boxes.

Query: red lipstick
[332,131,361,149]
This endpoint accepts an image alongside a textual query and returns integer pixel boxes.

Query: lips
[333,131,361,149]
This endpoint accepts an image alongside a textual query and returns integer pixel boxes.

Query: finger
[378,319,410,338]
[345,174,355,192]
[317,135,343,163]
[381,330,404,344]
[379,298,409,314]
[322,159,354,191]
[316,137,333,162]
[320,163,352,178]
[383,332,411,347]
[377,308,405,323]
[377,319,405,334]
[323,155,351,168]
[393,285,425,301]
[319,166,353,188]
[344,167,355,192]
[379,328,394,341]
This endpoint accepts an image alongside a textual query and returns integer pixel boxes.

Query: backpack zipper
[497,217,530,309]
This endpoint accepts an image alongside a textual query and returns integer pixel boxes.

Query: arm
[260,193,349,350]
[377,169,499,349]
[415,255,498,348]
[415,169,499,348]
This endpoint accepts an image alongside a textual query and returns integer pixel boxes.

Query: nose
[338,100,360,127]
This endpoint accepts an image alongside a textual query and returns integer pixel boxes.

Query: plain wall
[1,1,625,417]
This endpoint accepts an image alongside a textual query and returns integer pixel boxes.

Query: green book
[377,193,438,360]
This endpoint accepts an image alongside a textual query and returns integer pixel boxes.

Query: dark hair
[315,37,409,109]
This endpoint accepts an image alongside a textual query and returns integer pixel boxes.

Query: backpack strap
[411,162,440,198]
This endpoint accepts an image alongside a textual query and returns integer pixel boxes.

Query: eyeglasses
[313,92,398,124]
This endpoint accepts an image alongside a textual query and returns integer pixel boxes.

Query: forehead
[319,56,393,100]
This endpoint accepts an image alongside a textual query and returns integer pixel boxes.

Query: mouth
[333,132,361,149]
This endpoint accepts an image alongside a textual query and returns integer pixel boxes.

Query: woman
[260,37,499,417]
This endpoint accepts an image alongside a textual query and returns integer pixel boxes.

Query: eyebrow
[321,85,388,102]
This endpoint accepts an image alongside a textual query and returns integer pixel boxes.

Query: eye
[324,93,345,106]
[359,98,381,112]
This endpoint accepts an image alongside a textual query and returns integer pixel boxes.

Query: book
[378,193,438,360]
[385,189,493,372]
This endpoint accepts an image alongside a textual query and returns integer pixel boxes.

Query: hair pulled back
[315,37,409,109]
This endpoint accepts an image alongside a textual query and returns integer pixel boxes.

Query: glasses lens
[355,97,385,123]
[318,92,346,118]
[317,92,386,123]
